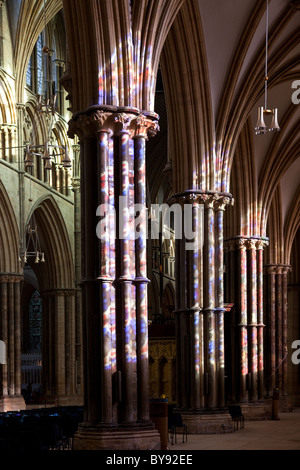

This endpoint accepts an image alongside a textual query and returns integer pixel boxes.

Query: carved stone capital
[256,238,269,250]
[42,288,78,298]
[282,264,292,275]
[263,264,290,275]
[0,273,23,283]
[113,112,133,133]
[246,239,257,251]
[132,114,160,139]
[169,190,234,211]
[68,106,160,141]
[225,236,269,252]
[72,144,80,153]
[236,238,248,250]
[214,195,233,211]
[68,109,114,139]
[71,177,80,191]
[264,265,277,275]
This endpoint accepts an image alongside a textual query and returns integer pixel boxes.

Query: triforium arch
[23,98,71,192]
[0,179,25,411]
[0,69,16,125]
[0,69,17,163]
[22,195,81,405]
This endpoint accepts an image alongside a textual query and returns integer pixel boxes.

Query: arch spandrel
[0,179,21,274]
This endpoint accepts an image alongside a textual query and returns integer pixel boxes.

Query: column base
[279,394,294,413]
[0,395,26,412]
[27,394,84,409]
[73,423,161,450]
[239,401,272,420]
[179,409,233,434]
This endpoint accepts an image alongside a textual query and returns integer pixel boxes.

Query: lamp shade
[255,107,267,134]
[269,108,280,132]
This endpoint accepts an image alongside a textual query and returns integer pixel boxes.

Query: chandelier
[255,0,280,135]
[18,212,45,265]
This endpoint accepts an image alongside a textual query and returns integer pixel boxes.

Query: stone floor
[170,409,300,450]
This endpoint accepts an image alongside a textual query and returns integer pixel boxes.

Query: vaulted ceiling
[195,0,300,259]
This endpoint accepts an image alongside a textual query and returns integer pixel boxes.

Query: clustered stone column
[264,264,291,401]
[171,190,234,433]
[224,236,269,405]
[68,105,161,450]
[0,124,17,162]
[71,144,82,396]
[41,288,78,404]
[0,1,6,68]
[0,274,25,411]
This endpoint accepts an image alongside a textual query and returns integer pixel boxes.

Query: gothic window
[36,33,44,96]
[29,290,42,352]
[26,55,32,88]
[25,32,44,94]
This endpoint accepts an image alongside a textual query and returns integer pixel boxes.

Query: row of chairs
[0,406,83,450]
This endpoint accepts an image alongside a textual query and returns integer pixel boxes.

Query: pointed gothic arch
[0,69,16,125]
[0,179,21,274]
[25,194,74,291]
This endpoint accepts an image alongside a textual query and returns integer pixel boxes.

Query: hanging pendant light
[255,0,280,135]
[19,212,46,265]
[255,107,267,134]
[62,145,72,168]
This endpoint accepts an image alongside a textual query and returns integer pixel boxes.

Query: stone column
[256,240,267,400]
[214,197,228,409]
[203,194,217,408]
[0,278,8,399]
[264,264,291,400]
[41,288,78,405]
[71,143,82,397]
[247,239,258,401]
[172,190,234,433]
[16,104,26,256]
[188,201,202,410]
[68,105,161,450]
[133,116,153,423]
[282,265,291,399]
[264,265,276,394]
[224,240,238,402]
[0,274,25,411]
[225,236,268,405]
[0,1,5,67]
[236,238,248,403]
